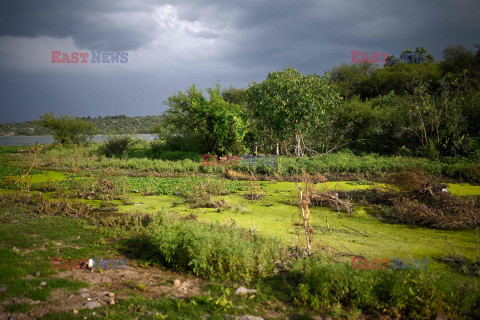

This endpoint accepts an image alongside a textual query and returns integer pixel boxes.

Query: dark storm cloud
[217,0,480,71]
[0,0,479,123]
[0,0,157,50]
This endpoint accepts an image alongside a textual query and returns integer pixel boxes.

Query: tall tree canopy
[162,84,247,155]
[246,67,341,156]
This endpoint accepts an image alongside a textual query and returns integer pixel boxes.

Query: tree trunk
[295,133,303,157]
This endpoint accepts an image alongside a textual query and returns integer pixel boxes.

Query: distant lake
[0,134,158,147]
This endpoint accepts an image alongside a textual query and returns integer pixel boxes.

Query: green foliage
[123,176,248,195]
[137,211,284,283]
[163,84,247,154]
[385,47,435,66]
[440,42,480,80]
[247,67,342,156]
[221,86,248,107]
[358,62,442,98]
[0,146,31,155]
[154,151,201,162]
[404,72,473,158]
[330,62,378,99]
[38,113,95,146]
[99,136,135,158]
[289,256,480,318]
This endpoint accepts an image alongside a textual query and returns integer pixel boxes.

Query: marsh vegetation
[1,43,480,319]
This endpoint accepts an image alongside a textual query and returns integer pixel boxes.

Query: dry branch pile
[310,192,355,214]
[379,171,479,229]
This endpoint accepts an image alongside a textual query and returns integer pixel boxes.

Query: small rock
[433,314,448,320]
[12,247,19,253]
[235,316,264,320]
[98,291,109,296]
[40,282,47,286]
[107,292,115,298]
[80,288,90,293]
[67,294,75,300]
[235,287,257,295]
[108,299,115,305]
[173,279,181,287]
[80,292,90,298]
[73,309,78,314]
[34,271,41,277]
[83,301,102,309]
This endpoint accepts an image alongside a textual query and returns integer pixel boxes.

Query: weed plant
[126,210,285,283]
[288,255,480,319]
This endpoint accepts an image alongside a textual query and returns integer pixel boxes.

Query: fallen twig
[342,225,370,237]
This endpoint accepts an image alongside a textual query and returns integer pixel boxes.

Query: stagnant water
[3,172,479,279]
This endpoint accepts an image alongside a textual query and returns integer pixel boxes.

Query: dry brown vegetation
[0,192,93,217]
[310,191,355,215]
[371,171,480,229]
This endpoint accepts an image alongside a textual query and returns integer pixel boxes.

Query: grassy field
[1,144,479,319]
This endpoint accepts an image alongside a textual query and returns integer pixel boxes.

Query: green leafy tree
[440,44,477,75]
[246,67,341,156]
[163,84,247,154]
[402,71,472,157]
[38,113,95,145]
[358,62,442,98]
[330,62,378,99]
[386,47,434,66]
[222,86,248,107]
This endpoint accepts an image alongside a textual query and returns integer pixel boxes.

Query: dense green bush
[149,139,202,161]
[289,256,480,319]
[38,113,95,146]
[98,136,134,158]
[138,211,284,283]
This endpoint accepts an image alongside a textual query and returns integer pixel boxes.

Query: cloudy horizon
[1,0,479,123]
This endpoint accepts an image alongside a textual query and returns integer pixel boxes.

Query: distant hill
[0,115,163,136]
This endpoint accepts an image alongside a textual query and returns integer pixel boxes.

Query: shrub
[38,113,95,146]
[134,211,284,283]
[99,136,134,158]
[288,256,480,319]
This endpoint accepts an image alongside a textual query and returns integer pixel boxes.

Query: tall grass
[117,209,480,319]
[126,210,284,283]
[289,255,480,319]
[35,146,480,182]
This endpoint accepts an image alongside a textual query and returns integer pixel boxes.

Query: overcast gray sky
[0,0,479,123]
